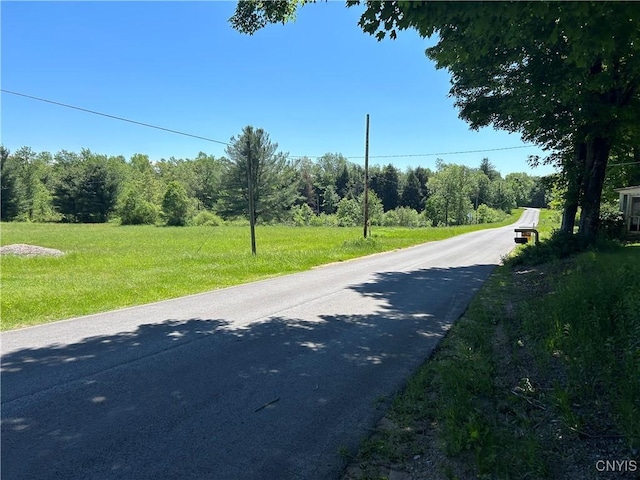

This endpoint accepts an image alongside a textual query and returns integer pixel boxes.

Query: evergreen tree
[52,149,122,223]
[0,146,20,220]
[400,170,423,211]
[221,126,299,222]
[379,164,400,211]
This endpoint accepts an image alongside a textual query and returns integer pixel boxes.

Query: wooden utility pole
[363,114,370,238]
[246,136,257,255]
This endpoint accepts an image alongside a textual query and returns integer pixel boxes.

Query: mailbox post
[514,228,539,245]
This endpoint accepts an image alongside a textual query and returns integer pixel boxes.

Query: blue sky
[1,1,555,176]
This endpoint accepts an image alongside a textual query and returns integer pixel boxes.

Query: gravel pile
[0,244,65,257]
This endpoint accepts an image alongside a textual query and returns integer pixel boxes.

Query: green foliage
[520,247,640,448]
[377,163,400,211]
[229,0,301,35]
[505,172,536,207]
[290,203,315,226]
[118,186,160,225]
[307,212,339,227]
[30,181,60,222]
[192,210,224,227]
[162,181,192,226]
[426,161,475,226]
[508,230,587,267]
[0,146,20,220]
[598,201,626,241]
[1,147,58,222]
[52,149,123,223]
[475,204,506,224]
[221,126,300,223]
[488,179,516,214]
[336,191,383,227]
[2,143,544,236]
[399,170,424,212]
[382,206,423,227]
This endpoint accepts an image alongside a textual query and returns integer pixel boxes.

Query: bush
[475,204,507,224]
[193,210,224,226]
[162,181,192,226]
[119,188,159,225]
[290,204,315,226]
[598,201,625,240]
[382,207,423,227]
[309,213,339,227]
[336,192,383,227]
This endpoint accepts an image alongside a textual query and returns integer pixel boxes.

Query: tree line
[0,127,549,228]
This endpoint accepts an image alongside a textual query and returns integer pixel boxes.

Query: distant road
[2,208,539,480]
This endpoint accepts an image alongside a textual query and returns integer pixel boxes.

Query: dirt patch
[0,244,65,257]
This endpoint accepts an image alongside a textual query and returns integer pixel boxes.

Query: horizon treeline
[0,143,551,228]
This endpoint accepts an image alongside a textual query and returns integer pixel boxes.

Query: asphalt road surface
[2,209,539,480]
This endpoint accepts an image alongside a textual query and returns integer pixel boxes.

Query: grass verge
[1,210,522,330]
[343,216,640,479]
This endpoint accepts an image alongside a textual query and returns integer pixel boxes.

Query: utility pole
[363,114,370,238]
[246,136,257,255]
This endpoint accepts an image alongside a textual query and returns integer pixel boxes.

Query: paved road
[2,209,538,480]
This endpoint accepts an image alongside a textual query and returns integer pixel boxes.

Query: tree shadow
[1,263,497,480]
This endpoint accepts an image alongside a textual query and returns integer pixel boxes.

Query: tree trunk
[578,136,611,244]
[561,142,586,234]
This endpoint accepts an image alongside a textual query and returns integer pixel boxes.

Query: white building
[615,185,640,235]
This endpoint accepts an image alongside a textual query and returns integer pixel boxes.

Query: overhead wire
[6,89,636,168]
[289,145,535,160]
[1,89,231,146]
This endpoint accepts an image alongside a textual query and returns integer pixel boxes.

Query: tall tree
[0,146,20,220]
[162,181,191,226]
[52,149,122,223]
[400,169,423,212]
[426,161,474,226]
[221,126,299,223]
[335,165,350,199]
[479,158,500,182]
[488,179,516,214]
[505,172,536,207]
[379,163,400,211]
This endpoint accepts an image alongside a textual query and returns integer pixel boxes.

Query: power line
[290,145,535,160]
[1,89,230,146]
[3,88,540,160]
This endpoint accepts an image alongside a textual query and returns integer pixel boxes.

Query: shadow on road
[1,263,497,480]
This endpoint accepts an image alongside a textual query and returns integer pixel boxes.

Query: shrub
[193,210,224,226]
[309,213,339,227]
[291,204,315,226]
[598,201,625,240]
[475,204,506,224]
[382,207,423,227]
[119,188,159,225]
[162,181,192,226]
[507,229,595,266]
[336,192,383,227]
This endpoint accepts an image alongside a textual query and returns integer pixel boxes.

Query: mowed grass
[1,209,523,330]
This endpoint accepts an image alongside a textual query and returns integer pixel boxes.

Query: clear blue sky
[1,1,555,176]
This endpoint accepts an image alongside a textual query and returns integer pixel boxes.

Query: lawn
[1,210,523,330]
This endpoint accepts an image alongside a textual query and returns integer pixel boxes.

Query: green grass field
[1,210,523,330]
